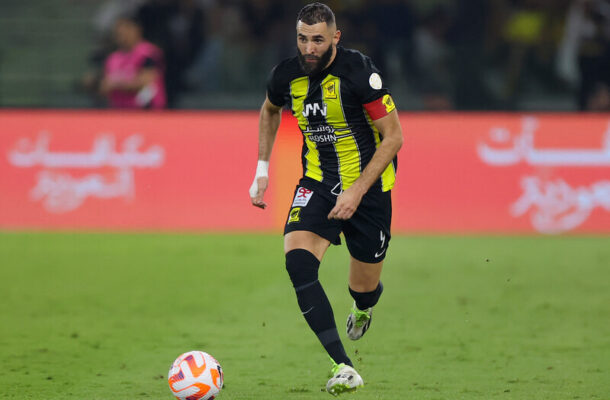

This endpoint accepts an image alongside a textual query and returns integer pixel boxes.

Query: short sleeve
[266,64,287,107]
[351,56,391,105]
[350,55,395,120]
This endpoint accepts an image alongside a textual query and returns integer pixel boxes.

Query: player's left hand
[328,187,364,220]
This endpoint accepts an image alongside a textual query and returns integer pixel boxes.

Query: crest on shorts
[323,80,337,99]
[288,207,301,224]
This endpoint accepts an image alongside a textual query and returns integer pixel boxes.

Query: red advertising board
[1,110,609,234]
[393,114,610,234]
[0,111,272,230]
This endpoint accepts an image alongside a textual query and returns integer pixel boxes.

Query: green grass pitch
[0,232,608,399]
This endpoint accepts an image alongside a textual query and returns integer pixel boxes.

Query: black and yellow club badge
[382,94,395,113]
[323,80,337,99]
[287,207,301,224]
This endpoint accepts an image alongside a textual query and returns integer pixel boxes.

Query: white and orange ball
[168,351,224,400]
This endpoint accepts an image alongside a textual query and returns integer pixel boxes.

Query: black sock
[349,281,384,310]
[286,249,352,366]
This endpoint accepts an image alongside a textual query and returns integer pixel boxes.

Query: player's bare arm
[328,110,403,220]
[250,96,282,209]
[101,67,158,94]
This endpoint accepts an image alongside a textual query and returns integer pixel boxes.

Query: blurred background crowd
[0,0,609,111]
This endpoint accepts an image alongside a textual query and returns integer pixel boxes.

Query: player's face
[114,19,141,50]
[296,21,341,75]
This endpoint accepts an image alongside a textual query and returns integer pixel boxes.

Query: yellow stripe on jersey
[322,74,361,190]
[364,110,396,192]
[290,77,323,182]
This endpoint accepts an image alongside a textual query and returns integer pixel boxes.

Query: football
[168,351,224,400]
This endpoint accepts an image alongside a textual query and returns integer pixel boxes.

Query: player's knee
[285,249,320,287]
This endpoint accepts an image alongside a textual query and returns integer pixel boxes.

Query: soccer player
[249,3,403,395]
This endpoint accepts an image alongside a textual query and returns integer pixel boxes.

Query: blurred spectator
[80,0,146,107]
[358,0,417,82]
[498,0,570,108]
[412,5,453,110]
[587,82,610,110]
[93,0,146,36]
[100,16,167,109]
[241,0,287,40]
[240,0,293,83]
[9,0,604,110]
[80,35,115,107]
[137,0,206,107]
[183,1,239,93]
[448,0,497,110]
[557,0,610,110]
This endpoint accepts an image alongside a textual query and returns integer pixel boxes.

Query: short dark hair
[297,2,335,26]
[115,14,143,28]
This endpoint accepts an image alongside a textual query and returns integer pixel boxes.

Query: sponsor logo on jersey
[305,125,335,134]
[307,134,337,143]
[382,94,395,113]
[292,187,314,207]
[287,207,301,223]
[302,102,327,117]
[323,80,337,99]
[304,125,337,143]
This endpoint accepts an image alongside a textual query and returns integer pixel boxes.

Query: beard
[297,44,334,76]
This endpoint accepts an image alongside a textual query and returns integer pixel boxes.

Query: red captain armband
[363,94,396,120]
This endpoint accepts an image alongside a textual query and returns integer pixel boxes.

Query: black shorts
[284,177,392,263]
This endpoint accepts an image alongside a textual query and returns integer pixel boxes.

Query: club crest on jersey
[302,102,327,117]
[323,80,337,99]
[287,207,301,224]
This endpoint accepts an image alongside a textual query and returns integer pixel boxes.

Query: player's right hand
[249,176,269,209]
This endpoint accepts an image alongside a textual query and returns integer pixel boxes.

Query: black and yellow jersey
[267,46,397,194]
